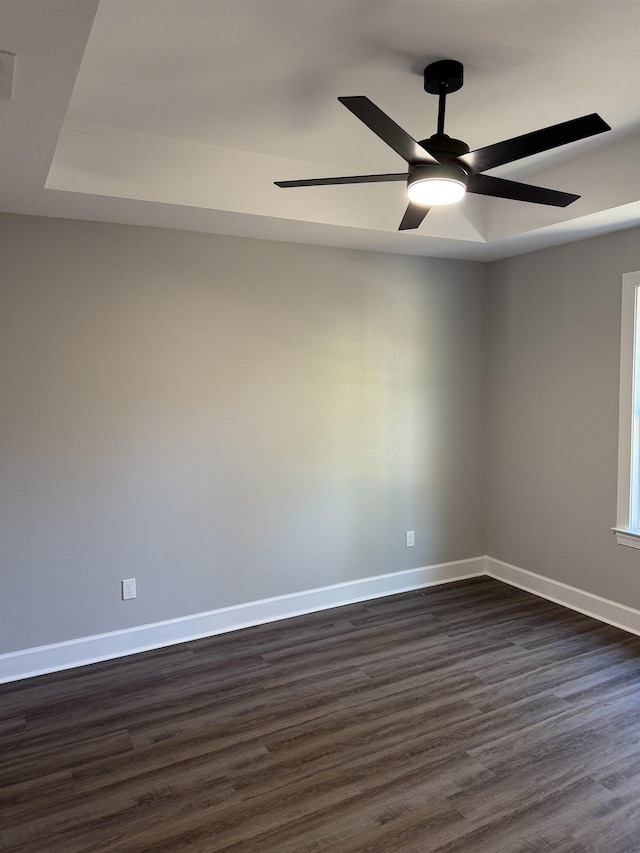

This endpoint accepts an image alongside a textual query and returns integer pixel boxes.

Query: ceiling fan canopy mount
[423,58,464,95]
[275,59,611,231]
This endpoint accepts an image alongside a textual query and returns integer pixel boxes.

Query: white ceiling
[1,0,639,261]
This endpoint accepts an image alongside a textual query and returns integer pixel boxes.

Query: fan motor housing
[419,133,470,163]
[408,162,469,186]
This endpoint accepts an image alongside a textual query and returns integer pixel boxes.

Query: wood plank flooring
[1,576,639,852]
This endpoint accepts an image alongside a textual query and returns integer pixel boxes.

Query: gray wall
[486,227,640,609]
[0,214,487,653]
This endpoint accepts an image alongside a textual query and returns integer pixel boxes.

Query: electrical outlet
[406,530,415,547]
[122,578,136,600]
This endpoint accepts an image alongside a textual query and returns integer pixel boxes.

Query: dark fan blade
[460,114,610,174]
[338,96,438,165]
[275,173,407,188]
[467,174,579,207]
[398,203,430,230]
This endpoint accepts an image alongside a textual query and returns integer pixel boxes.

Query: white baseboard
[4,555,638,684]
[486,556,640,637]
[0,557,484,683]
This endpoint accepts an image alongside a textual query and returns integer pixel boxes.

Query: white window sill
[612,528,640,549]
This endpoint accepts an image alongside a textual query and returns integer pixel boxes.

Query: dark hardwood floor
[1,576,639,852]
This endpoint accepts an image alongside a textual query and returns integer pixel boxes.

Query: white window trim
[613,270,640,548]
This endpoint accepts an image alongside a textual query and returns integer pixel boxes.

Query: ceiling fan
[275,60,611,231]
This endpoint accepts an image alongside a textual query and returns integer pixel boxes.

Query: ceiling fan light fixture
[276,60,611,230]
[407,177,466,206]
[407,163,468,206]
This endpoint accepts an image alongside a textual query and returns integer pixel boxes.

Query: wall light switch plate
[406,530,415,547]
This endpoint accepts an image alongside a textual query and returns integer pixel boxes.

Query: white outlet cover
[406,531,415,547]
[0,51,15,101]
[122,578,136,600]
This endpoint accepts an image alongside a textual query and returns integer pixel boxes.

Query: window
[614,270,640,548]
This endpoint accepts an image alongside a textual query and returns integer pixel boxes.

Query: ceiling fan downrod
[423,59,464,137]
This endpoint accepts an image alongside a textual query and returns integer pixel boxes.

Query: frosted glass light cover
[407,178,466,206]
